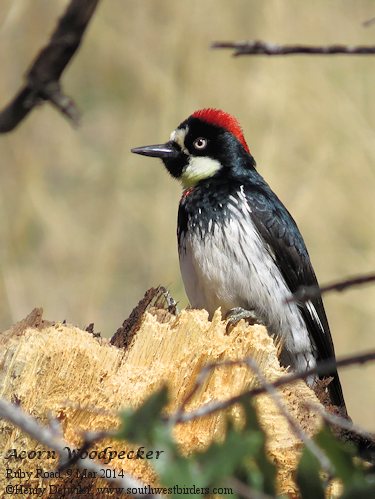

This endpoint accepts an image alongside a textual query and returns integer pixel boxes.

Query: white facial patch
[170,125,222,187]
[170,127,188,154]
[181,156,222,188]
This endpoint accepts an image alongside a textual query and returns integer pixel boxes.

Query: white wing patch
[306,300,325,333]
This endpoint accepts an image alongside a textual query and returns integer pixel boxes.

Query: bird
[131,108,346,412]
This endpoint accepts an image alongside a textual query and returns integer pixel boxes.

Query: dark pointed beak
[131,141,180,159]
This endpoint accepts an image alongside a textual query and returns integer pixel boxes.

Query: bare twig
[47,413,64,440]
[212,40,375,57]
[57,430,114,472]
[0,399,160,498]
[171,356,331,471]
[306,401,375,462]
[287,272,375,304]
[169,362,220,425]
[305,401,374,442]
[0,0,100,133]
[172,350,375,424]
[363,17,375,27]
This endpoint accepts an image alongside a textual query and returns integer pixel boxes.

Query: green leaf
[306,426,375,498]
[240,399,277,495]
[341,482,375,499]
[315,427,361,487]
[196,424,264,483]
[160,400,276,496]
[156,454,204,498]
[151,427,195,482]
[188,400,277,495]
[115,385,169,444]
[114,390,277,496]
[296,447,325,499]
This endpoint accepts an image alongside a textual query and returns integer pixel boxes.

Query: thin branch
[363,17,375,27]
[171,356,331,472]
[169,362,219,425]
[0,399,161,498]
[0,0,100,133]
[56,430,114,472]
[306,401,375,463]
[212,40,375,57]
[171,350,375,424]
[287,272,375,304]
[305,401,374,442]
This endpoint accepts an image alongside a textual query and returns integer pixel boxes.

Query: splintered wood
[0,306,323,497]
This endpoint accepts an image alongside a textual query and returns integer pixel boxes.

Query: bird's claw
[225,307,264,334]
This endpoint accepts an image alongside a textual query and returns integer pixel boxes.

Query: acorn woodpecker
[131,108,346,411]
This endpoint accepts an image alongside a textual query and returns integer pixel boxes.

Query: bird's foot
[225,307,265,334]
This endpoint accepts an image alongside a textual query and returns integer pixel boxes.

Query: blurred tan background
[0,0,374,427]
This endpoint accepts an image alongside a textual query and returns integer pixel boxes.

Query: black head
[131,108,256,188]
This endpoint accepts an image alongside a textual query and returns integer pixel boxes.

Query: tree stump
[0,293,326,497]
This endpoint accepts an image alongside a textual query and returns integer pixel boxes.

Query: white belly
[179,217,317,372]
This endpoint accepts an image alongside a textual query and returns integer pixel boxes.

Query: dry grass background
[0,0,374,428]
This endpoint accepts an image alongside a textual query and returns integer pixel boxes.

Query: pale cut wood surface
[0,306,326,497]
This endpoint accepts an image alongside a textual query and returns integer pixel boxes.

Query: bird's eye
[193,137,207,150]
